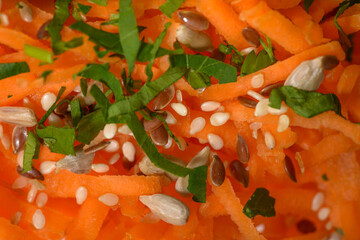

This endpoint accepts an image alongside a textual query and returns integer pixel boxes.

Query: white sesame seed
[176,90,183,102]
[325,221,333,230]
[198,138,208,144]
[36,192,48,208]
[41,92,56,111]
[240,47,256,56]
[277,115,290,132]
[118,124,133,135]
[268,104,288,115]
[104,140,119,152]
[16,150,24,168]
[10,211,22,225]
[201,101,221,112]
[76,186,88,205]
[264,131,275,150]
[311,192,325,211]
[98,193,119,206]
[164,137,173,149]
[73,85,81,93]
[252,130,258,139]
[91,163,110,173]
[0,124,3,139]
[254,99,269,117]
[29,179,46,191]
[122,141,136,162]
[12,177,27,189]
[197,87,206,93]
[207,133,224,150]
[255,223,265,233]
[103,124,117,139]
[1,134,10,150]
[318,207,330,221]
[171,103,188,116]
[109,153,121,165]
[190,117,206,135]
[250,122,262,130]
[210,112,230,127]
[32,209,45,230]
[328,232,341,240]
[247,90,264,101]
[18,1,33,22]
[27,184,38,203]
[48,113,62,127]
[0,13,9,26]
[251,73,264,88]
[295,152,305,174]
[165,111,177,125]
[40,161,56,175]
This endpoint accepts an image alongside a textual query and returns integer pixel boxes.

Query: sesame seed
[201,101,221,112]
[190,117,206,135]
[10,211,22,225]
[268,104,288,115]
[18,1,33,23]
[98,193,119,206]
[325,221,333,230]
[39,161,56,175]
[254,99,269,117]
[255,224,265,233]
[176,89,183,102]
[27,184,38,203]
[41,92,57,111]
[165,111,177,125]
[91,163,110,173]
[1,134,10,150]
[171,103,188,116]
[0,124,3,139]
[311,192,324,211]
[48,113,63,127]
[250,122,262,130]
[76,186,88,205]
[318,207,331,221]
[177,136,188,151]
[12,177,27,189]
[122,141,136,162]
[16,150,24,168]
[73,85,81,93]
[109,153,120,165]
[277,115,290,132]
[103,124,117,139]
[240,47,256,56]
[104,140,119,152]
[0,13,9,26]
[295,152,305,174]
[164,137,173,149]
[264,131,275,150]
[207,133,224,150]
[251,73,264,88]
[247,90,264,101]
[328,232,341,240]
[118,124,133,135]
[32,209,45,230]
[198,138,208,144]
[36,192,48,208]
[210,112,230,126]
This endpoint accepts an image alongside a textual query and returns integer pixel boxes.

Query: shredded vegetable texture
[0,0,359,239]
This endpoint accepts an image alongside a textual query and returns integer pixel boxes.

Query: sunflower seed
[36,20,51,39]
[237,96,257,108]
[321,55,339,70]
[150,124,168,146]
[153,85,175,110]
[242,27,260,47]
[260,82,283,96]
[210,155,225,186]
[84,141,110,154]
[56,150,95,174]
[17,165,44,181]
[12,126,27,154]
[229,160,249,187]
[142,116,163,132]
[0,107,37,127]
[176,24,213,52]
[284,156,297,182]
[139,194,190,226]
[236,134,250,164]
[177,11,209,31]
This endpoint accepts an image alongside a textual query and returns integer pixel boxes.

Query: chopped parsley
[322,174,329,181]
[159,0,185,18]
[0,62,30,80]
[304,0,315,13]
[243,188,276,218]
[22,131,40,173]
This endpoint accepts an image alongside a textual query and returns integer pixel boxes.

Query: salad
[0,0,359,239]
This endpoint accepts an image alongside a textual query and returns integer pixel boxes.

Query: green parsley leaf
[47,0,83,55]
[7,95,13,98]
[260,37,276,64]
[119,0,140,74]
[90,84,110,108]
[22,131,40,172]
[77,63,123,101]
[322,173,329,181]
[218,43,233,55]
[38,86,66,125]
[80,78,88,97]
[170,54,237,84]
[145,22,171,82]
[108,67,186,119]
[93,45,110,58]
[159,0,185,18]
[78,3,92,14]
[185,69,211,89]
[269,86,342,118]
[123,112,191,177]
[39,70,53,83]
[0,62,30,80]
[24,44,54,64]
[243,188,276,218]
[187,166,208,203]
[76,109,106,144]
[304,0,315,13]
[70,98,82,127]
[335,228,344,236]
[89,0,107,6]
[334,1,360,50]
[37,126,76,155]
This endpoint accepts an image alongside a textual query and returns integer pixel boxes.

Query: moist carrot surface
[0,0,359,239]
